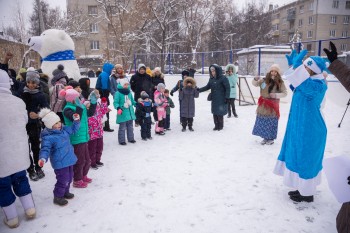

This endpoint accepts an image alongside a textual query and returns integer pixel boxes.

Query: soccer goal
[238,76,256,106]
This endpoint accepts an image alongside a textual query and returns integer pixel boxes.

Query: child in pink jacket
[86,90,109,169]
[154,83,168,135]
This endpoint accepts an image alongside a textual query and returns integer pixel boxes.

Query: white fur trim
[284,65,310,88]
[273,160,322,196]
[303,57,321,74]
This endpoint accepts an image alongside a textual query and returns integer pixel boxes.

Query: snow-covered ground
[1,75,349,233]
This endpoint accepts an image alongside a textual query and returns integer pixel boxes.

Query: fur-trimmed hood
[183,77,196,88]
[225,64,237,74]
[209,64,223,78]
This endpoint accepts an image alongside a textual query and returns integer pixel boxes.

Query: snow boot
[103,121,114,132]
[96,161,104,167]
[73,180,88,188]
[260,139,267,145]
[265,140,274,145]
[290,193,314,203]
[2,203,19,228]
[36,168,45,179]
[19,194,36,219]
[83,176,92,183]
[91,165,98,170]
[28,170,39,181]
[288,190,300,196]
[53,197,68,206]
[64,192,75,199]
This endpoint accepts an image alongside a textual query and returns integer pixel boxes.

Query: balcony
[287,9,296,21]
[272,30,280,36]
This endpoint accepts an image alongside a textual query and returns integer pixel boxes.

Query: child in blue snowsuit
[38,108,80,206]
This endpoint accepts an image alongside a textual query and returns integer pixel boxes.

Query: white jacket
[0,88,30,178]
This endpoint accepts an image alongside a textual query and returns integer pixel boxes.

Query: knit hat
[153,67,161,73]
[26,67,40,84]
[38,108,61,129]
[19,68,27,74]
[140,91,149,100]
[59,86,80,103]
[51,64,67,85]
[303,56,329,74]
[182,70,190,77]
[115,64,123,69]
[68,80,80,89]
[138,63,146,71]
[157,83,166,91]
[0,69,11,89]
[119,78,129,87]
[269,64,281,75]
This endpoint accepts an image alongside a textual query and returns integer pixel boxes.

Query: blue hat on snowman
[303,56,330,74]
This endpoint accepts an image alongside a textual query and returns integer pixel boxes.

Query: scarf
[42,50,75,62]
[258,96,280,118]
[23,86,40,94]
[118,88,130,95]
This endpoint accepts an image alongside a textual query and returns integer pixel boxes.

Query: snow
[1,75,349,233]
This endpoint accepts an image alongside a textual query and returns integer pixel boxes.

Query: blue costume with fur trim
[274,52,328,196]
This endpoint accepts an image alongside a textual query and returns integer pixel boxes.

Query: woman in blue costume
[273,50,328,203]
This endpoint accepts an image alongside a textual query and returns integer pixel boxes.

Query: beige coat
[252,78,287,116]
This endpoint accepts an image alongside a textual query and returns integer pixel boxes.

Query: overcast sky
[0,0,293,29]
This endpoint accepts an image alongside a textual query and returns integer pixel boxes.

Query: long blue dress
[274,66,327,196]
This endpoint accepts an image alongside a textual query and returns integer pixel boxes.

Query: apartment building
[270,0,350,55]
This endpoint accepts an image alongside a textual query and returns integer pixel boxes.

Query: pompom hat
[59,86,80,103]
[26,67,40,84]
[39,108,61,129]
[51,64,67,85]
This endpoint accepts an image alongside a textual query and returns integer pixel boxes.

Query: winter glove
[292,49,308,69]
[170,91,174,96]
[73,113,80,121]
[117,108,123,115]
[89,91,97,104]
[38,159,45,168]
[101,97,107,103]
[348,176,350,185]
[74,97,84,108]
[323,41,338,63]
[285,50,297,66]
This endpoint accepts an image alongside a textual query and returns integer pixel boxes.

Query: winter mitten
[292,49,308,69]
[74,97,84,108]
[101,97,107,103]
[170,91,174,96]
[348,176,350,185]
[89,92,97,104]
[38,159,45,167]
[285,50,297,66]
[73,113,80,121]
[117,108,123,115]
[323,41,338,63]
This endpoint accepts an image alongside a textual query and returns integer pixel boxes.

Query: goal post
[238,76,256,106]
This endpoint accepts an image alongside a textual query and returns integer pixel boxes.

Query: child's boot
[73,180,88,188]
[53,197,68,206]
[2,203,19,228]
[83,176,92,183]
[19,193,36,219]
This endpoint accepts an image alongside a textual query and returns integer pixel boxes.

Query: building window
[341,44,348,51]
[282,17,287,24]
[330,30,336,37]
[108,41,116,50]
[309,1,314,10]
[282,30,286,36]
[332,1,339,8]
[90,23,98,33]
[88,6,98,15]
[307,44,312,51]
[344,16,350,24]
[90,41,99,50]
[298,19,303,27]
[300,5,304,13]
[307,30,313,38]
[330,16,337,24]
[346,1,350,9]
[342,31,348,37]
[309,16,314,24]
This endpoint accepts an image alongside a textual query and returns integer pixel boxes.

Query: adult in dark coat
[130,63,153,103]
[198,64,230,130]
[79,77,93,100]
[324,41,350,233]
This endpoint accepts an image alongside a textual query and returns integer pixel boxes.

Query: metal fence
[133,37,350,75]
